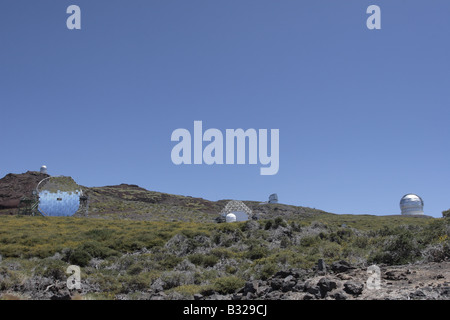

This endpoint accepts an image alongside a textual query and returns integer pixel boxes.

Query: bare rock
[330,290,348,300]
[317,277,338,298]
[331,260,355,273]
[343,281,364,296]
[194,293,203,300]
[150,278,165,293]
[242,280,259,294]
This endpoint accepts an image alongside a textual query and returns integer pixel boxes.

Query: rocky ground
[245,260,450,300]
[174,260,450,301]
[2,259,448,300]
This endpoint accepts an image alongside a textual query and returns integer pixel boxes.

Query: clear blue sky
[1,1,449,217]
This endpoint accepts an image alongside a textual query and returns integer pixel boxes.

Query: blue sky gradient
[1,1,449,217]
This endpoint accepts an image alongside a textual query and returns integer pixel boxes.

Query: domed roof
[400,193,424,215]
[225,213,237,223]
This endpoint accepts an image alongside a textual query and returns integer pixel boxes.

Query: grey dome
[400,193,424,215]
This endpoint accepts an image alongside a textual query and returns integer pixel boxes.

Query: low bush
[212,276,245,294]
[34,259,68,280]
[65,248,91,267]
[210,248,234,259]
[244,247,269,260]
[188,254,219,268]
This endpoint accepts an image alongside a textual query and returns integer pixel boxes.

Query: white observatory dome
[400,194,424,215]
[226,213,237,223]
[40,165,48,174]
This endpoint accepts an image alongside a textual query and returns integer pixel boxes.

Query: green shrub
[159,254,183,269]
[212,276,245,294]
[352,236,369,249]
[300,236,319,247]
[225,265,238,274]
[258,263,278,280]
[280,236,291,248]
[65,248,91,267]
[83,228,115,241]
[264,220,273,230]
[202,255,219,268]
[320,241,342,259]
[327,229,354,244]
[290,221,302,232]
[120,273,155,293]
[188,254,218,267]
[274,217,287,228]
[421,242,450,262]
[35,260,68,280]
[370,231,420,265]
[90,273,122,294]
[210,248,234,259]
[127,263,144,275]
[62,241,119,267]
[77,241,118,259]
[172,284,205,297]
[245,246,268,260]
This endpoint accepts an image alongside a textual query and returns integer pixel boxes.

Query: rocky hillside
[0,171,448,301]
[0,171,330,221]
[0,214,448,300]
[0,171,49,211]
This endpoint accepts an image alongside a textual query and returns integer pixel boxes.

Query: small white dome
[400,193,424,215]
[226,213,237,223]
[40,165,48,174]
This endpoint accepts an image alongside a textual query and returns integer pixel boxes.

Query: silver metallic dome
[226,213,237,223]
[400,193,424,215]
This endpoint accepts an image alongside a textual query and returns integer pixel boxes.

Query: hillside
[0,171,49,211]
[0,171,448,301]
[0,215,448,300]
[0,171,330,221]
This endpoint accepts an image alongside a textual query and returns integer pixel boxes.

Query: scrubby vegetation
[0,214,448,299]
[443,209,450,218]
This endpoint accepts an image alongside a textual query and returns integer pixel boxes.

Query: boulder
[330,290,348,300]
[281,275,297,292]
[317,259,327,272]
[343,281,364,296]
[331,260,355,273]
[193,293,203,300]
[150,278,165,293]
[317,277,338,298]
[242,280,259,294]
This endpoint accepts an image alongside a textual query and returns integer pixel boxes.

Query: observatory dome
[268,193,278,204]
[40,165,48,174]
[226,213,237,223]
[400,194,424,215]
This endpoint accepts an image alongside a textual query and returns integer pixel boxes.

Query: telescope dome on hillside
[400,194,424,215]
[226,213,237,223]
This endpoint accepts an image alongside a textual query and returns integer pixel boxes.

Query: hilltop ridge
[0,171,329,221]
